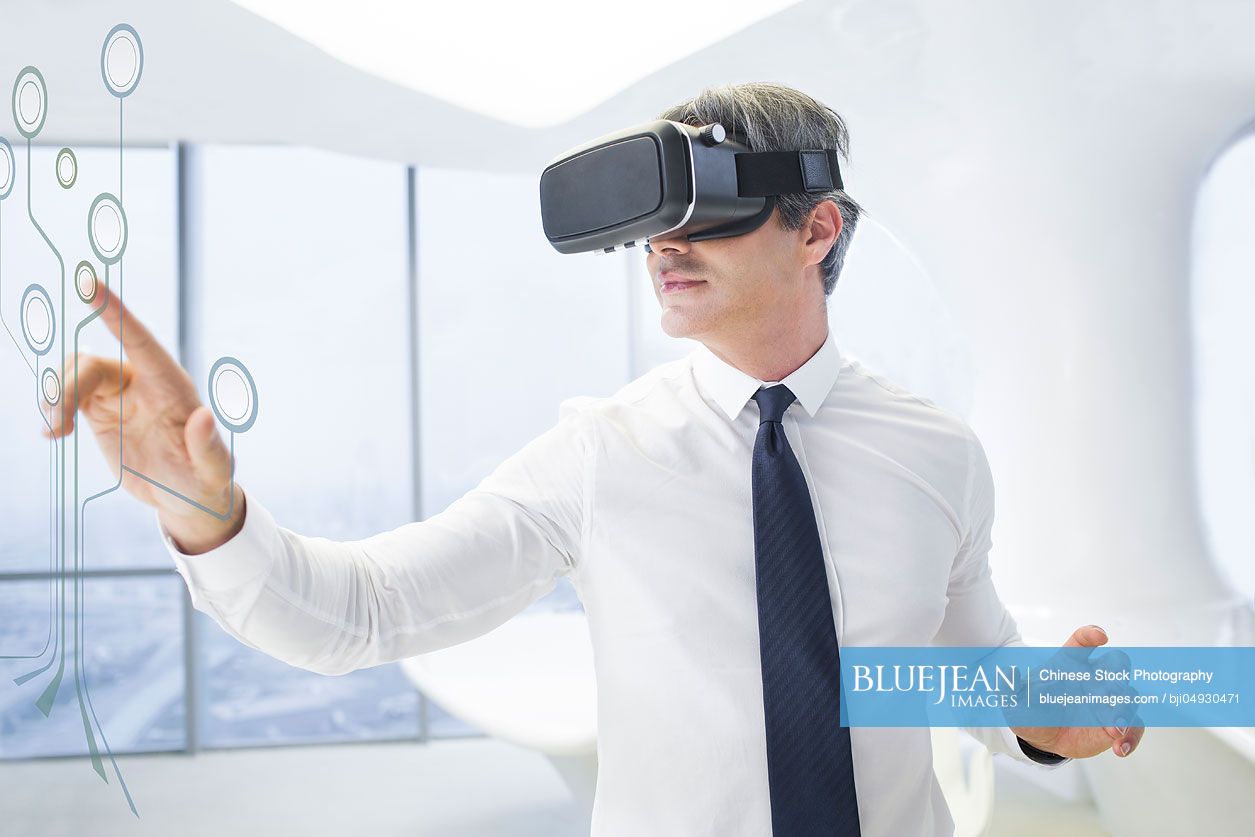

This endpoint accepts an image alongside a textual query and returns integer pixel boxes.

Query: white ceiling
[2,0,1253,182]
[225,0,804,129]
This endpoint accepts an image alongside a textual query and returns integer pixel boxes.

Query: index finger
[95,280,180,373]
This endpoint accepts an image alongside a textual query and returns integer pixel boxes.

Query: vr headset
[539,119,844,256]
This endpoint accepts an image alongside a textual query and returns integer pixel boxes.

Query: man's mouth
[660,271,705,293]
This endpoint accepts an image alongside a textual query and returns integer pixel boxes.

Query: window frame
[0,143,477,761]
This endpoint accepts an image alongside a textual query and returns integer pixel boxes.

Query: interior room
[1,2,1253,835]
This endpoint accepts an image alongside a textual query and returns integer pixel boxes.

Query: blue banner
[837,646,1254,727]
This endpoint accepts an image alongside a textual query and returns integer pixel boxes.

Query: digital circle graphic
[20,284,55,356]
[12,66,47,138]
[56,147,77,189]
[88,193,128,265]
[75,260,99,304]
[207,356,259,433]
[41,367,61,406]
[101,24,143,98]
[0,136,14,200]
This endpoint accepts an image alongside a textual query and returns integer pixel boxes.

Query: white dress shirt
[162,326,1069,836]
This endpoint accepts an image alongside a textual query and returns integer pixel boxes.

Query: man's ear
[802,200,842,267]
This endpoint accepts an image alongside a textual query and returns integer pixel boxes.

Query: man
[45,82,1142,836]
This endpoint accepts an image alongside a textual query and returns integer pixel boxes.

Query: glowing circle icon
[75,260,99,304]
[88,193,127,265]
[12,66,47,138]
[20,284,55,356]
[0,137,14,200]
[56,147,77,189]
[208,357,259,433]
[101,24,143,98]
[41,368,61,406]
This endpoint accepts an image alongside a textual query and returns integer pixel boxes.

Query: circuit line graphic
[1,24,260,817]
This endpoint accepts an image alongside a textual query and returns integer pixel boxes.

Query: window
[0,146,178,571]
[5,144,427,756]
[184,145,420,747]
[415,166,631,732]
[0,143,713,757]
[1191,131,1255,604]
[0,575,186,758]
[416,166,630,522]
[1,145,182,758]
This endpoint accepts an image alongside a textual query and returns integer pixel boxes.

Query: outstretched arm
[163,403,596,676]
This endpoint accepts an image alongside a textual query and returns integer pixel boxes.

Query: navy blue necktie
[751,384,861,836]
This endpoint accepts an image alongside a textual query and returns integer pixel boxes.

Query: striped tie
[751,384,861,836]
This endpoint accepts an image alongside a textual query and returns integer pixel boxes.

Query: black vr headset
[539,119,844,256]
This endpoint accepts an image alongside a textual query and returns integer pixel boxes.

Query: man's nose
[647,232,691,255]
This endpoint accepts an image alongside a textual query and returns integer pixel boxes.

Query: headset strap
[734,149,844,196]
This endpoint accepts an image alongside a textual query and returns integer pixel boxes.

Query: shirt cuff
[158,489,279,593]
[1016,734,1070,765]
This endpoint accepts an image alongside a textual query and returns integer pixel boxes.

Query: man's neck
[701,318,830,383]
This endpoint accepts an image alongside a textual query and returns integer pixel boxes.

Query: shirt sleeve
[931,425,1073,769]
[161,400,597,677]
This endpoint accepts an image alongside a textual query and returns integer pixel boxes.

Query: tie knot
[752,384,796,424]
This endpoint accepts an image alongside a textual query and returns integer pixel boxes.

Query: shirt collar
[691,327,844,422]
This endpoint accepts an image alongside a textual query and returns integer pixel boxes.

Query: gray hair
[656,82,862,296]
